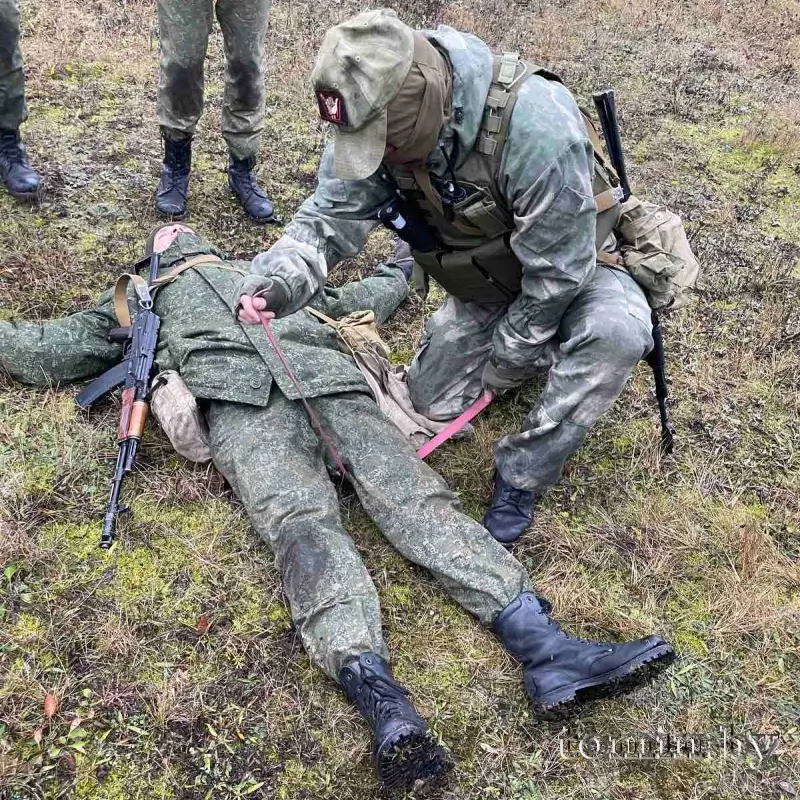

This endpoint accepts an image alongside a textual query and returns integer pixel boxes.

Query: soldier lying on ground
[0,223,675,793]
[237,9,673,545]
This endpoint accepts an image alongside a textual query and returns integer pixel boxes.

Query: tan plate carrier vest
[389,53,623,304]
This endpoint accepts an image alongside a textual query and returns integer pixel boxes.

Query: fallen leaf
[196,614,211,634]
[43,694,58,719]
[69,716,82,731]
[778,781,796,797]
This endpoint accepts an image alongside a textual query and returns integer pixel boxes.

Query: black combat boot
[494,592,675,716]
[228,155,274,223]
[482,472,536,544]
[155,135,192,218]
[339,653,448,794]
[0,129,41,200]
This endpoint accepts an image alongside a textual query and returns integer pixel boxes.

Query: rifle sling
[113,254,245,326]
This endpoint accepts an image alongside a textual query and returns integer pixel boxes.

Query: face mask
[384,34,452,167]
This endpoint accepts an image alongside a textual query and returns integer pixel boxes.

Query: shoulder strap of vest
[477,54,624,248]
[476,54,567,158]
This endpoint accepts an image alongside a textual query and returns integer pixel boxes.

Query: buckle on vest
[497,52,520,85]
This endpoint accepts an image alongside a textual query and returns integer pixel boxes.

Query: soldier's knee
[583,312,653,368]
[407,364,436,416]
[227,58,263,109]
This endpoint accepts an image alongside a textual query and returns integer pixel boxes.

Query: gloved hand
[481,359,526,394]
[235,274,289,324]
[391,238,414,281]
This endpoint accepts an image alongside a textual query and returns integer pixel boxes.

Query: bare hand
[238,294,275,325]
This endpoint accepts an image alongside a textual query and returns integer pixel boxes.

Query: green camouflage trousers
[407,266,654,494]
[207,390,531,679]
[0,0,26,130]
[156,0,271,160]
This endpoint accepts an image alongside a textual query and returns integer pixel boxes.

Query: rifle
[592,89,675,455]
[76,253,162,547]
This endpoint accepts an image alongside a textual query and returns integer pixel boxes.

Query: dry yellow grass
[1,0,799,798]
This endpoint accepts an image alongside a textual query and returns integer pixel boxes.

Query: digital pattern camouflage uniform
[0,0,26,130]
[157,0,271,160]
[242,25,654,496]
[0,232,531,680]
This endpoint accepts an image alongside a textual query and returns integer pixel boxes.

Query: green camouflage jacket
[0,233,409,405]
[246,25,597,372]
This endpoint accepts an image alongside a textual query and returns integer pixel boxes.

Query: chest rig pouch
[388,53,623,304]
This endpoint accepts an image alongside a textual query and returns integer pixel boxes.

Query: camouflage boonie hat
[311,8,415,180]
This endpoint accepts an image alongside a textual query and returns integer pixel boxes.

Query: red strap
[259,313,349,478]
[417,391,494,459]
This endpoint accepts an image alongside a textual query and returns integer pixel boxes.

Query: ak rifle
[76,253,161,547]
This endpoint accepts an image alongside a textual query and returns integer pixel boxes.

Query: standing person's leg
[206,394,447,791]
[155,0,213,217]
[215,0,274,222]
[0,0,41,199]
[312,391,674,715]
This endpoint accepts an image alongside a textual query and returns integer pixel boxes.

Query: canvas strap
[113,254,245,326]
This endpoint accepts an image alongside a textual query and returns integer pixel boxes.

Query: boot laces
[543,613,609,648]
[0,132,26,164]
[359,665,411,724]
[232,163,266,198]
[165,140,191,174]
[498,484,533,515]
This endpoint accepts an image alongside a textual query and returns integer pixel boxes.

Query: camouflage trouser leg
[215,0,271,160]
[206,394,386,680]
[408,266,654,495]
[156,0,214,140]
[0,0,27,130]
[310,392,532,624]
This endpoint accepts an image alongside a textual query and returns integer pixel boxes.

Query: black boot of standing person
[156,134,191,218]
[495,593,675,716]
[0,129,41,200]
[339,652,449,794]
[228,154,274,223]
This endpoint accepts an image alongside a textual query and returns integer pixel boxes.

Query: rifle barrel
[100,440,129,548]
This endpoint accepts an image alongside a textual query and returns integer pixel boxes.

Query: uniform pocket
[606,266,653,330]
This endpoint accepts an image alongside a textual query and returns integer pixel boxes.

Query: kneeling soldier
[240,9,668,544]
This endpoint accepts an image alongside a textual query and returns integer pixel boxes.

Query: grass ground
[1,0,799,798]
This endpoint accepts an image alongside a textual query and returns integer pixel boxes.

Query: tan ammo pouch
[307,308,391,358]
[150,370,212,464]
[614,196,700,310]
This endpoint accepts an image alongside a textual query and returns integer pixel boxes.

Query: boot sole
[7,188,40,201]
[156,206,187,221]
[228,183,276,225]
[376,726,450,796]
[532,643,676,718]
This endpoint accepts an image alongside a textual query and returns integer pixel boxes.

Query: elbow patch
[316,178,349,209]
[526,185,594,252]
